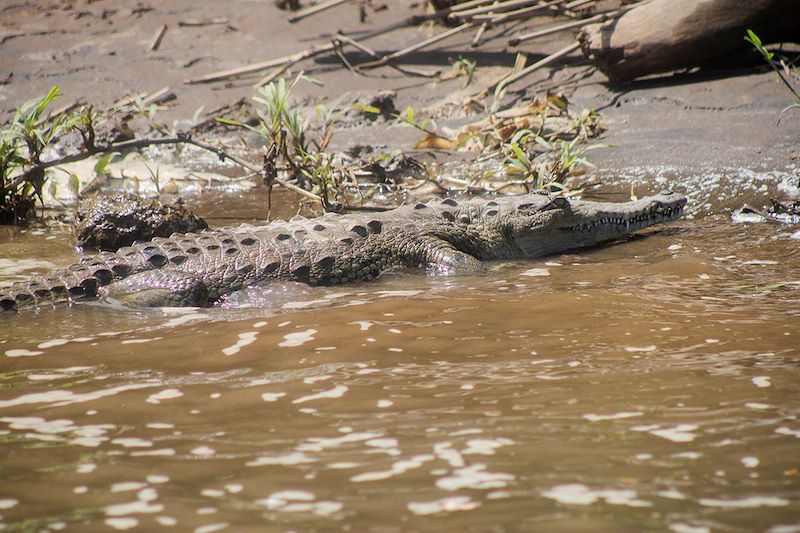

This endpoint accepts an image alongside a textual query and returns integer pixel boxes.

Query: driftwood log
[578,0,800,81]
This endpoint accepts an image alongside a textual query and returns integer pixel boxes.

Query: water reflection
[1,177,799,531]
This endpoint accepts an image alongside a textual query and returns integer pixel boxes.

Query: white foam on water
[408,495,481,515]
[292,385,348,404]
[698,496,789,508]
[542,484,651,507]
[435,464,514,491]
[521,268,550,277]
[261,392,286,402]
[5,349,44,357]
[669,524,710,533]
[222,331,258,356]
[775,427,800,439]
[350,454,434,482]
[584,412,643,422]
[624,345,657,353]
[752,376,771,388]
[279,329,318,347]
[632,423,698,443]
[255,490,342,517]
[146,389,183,404]
[247,452,316,467]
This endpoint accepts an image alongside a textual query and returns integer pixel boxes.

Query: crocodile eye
[551,197,568,208]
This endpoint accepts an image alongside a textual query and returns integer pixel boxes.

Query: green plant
[745,29,800,123]
[444,56,477,88]
[0,86,79,221]
[217,74,347,211]
[503,129,608,190]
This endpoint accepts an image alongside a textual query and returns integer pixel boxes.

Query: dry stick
[185,51,312,85]
[470,0,499,47]
[22,137,321,203]
[482,41,580,98]
[178,17,230,27]
[331,39,361,76]
[356,21,477,70]
[508,4,637,46]
[252,55,305,88]
[449,0,508,12]
[334,33,438,77]
[450,0,558,19]
[185,23,403,85]
[149,24,168,52]
[472,0,567,23]
[142,86,176,106]
[289,0,349,23]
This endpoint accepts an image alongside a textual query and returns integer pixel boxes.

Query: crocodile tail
[0,252,137,312]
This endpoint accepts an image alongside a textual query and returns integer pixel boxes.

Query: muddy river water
[0,172,798,532]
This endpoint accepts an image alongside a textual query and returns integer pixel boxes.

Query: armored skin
[0,192,686,311]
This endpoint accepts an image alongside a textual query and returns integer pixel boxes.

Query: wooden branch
[449,0,559,20]
[356,21,477,70]
[289,0,349,23]
[334,34,436,77]
[17,135,321,204]
[470,0,499,47]
[508,5,637,46]
[484,41,580,97]
[148,24,168,52]
[178,17,230,27]
[184,24,400,84]
[578,0,800,81]
[471,0,566,23]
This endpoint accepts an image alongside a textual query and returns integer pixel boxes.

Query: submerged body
[0,192,686,311]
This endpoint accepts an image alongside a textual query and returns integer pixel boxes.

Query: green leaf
[510,144,530,167]
[93,152,118,176]
[352,104,381,115]
[745,29,762,48]
[533,135,552,149]
[215,117,246,127]
[30,86,61,121]
[68,173,81,196]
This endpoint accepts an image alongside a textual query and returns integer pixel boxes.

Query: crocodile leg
[101,269,209,307]
[423,242,485,274]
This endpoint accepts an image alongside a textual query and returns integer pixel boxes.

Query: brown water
[1,179,799,532]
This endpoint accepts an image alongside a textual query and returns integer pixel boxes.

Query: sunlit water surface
[0,175,799,532]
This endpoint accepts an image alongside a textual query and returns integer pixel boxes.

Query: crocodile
[0,191,686,311]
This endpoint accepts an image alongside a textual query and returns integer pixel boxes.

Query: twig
[449,0,560,20]
[334,33,438,77]
[14,135,321,204]
[185,24,397,84]
[472,0,567,23]
[253,57,302,88]
[289,0,349,23]
[149,24,168,52]
[178,17,230,27]
[508,5,638,46]
[356,21,477,70]
[113,87,174,110]
[470,0,499,47]
[484,41,581,97]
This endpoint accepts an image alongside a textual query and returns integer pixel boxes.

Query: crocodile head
[503,192,687,256]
